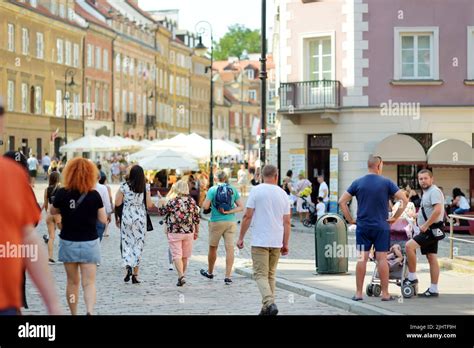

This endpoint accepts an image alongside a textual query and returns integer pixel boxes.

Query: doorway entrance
[307,134,332,204]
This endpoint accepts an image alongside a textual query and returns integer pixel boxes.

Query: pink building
[274,0,474,210]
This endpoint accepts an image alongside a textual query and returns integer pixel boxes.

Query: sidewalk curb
[234,265,401,316]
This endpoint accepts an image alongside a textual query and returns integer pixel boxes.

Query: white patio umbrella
[212,139,241,157]
[98,135,125,151]
[60,135,115,152]
[138,149,198,171]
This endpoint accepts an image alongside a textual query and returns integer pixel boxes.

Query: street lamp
[259,0,268,164]
[63,68,76,145]
[145,89,154,139]
[195,21,215,187]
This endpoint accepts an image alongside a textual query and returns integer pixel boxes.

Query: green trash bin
[314,214,348,274]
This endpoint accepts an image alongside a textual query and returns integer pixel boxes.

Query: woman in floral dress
[115,165,153,284]
[158,180,200,286]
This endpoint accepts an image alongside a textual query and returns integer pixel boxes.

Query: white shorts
[296,197,309,213]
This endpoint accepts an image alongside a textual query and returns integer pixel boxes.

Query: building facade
[274,0,474,208]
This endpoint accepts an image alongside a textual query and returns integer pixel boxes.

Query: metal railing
[447,214,474,259]
[279,80,341,112]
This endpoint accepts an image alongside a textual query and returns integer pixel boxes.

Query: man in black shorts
[405,169,444,297]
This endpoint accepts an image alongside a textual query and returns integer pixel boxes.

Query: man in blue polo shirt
[339,155,408,301]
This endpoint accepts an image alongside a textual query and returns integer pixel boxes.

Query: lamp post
[63,68,76,145]
[259,0,267,165]
[195,21,214,187]
[238,50,249,160]
[145,89,154,139]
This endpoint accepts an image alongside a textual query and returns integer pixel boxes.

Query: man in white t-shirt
[317,175,329,210]
[237,164,291,315]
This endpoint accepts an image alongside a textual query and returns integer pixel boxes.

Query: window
[103,87,108,111]
[394,27,439,80]
[55,89,62,116]
[73,93,79,118]
[137,94,141,115]
[397,165,429,190]
[95,85,100,111]
[123,56,128,74]
[7,80,15,112]
[122,90,127,113]
[68,8,74,21]
[170,51,175,64]
[22,28,29,55]
[248,90,257,100]
[267,112,276,125]
[116,53,121,72]
[176,77,181,96]
[95,47,101,69]
[50,0,57,15]
[235,112,240,127]
[159,69,163,88]
[468,27,474,80]
[306,36,332,80]
[87,44,93,67]
[86,84,91,104]
[21,83,28,112]
[73,43,79,67]
[138,61,142,76]
[34,86,42,114]
[65,41,71,66]
[129,58,134,75]
[59,4,65,18]
[246,69,254,79]
[36,32,44,59]
[170,75,174,94]
[103,49,108,71]
[56,39,63,64]
[8,24,15,52]
[268,89,275,101]
[129,91,134,112]
[143,94,147,116]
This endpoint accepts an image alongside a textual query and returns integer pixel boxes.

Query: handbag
[144,187,154,232]
[421,206,445,241]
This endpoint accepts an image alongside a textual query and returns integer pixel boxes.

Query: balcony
[125,113,137,126]
[279,80,341,113]
[145,115,156,128]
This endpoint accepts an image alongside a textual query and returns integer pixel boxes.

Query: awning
[374,134,426,163]
[427,139,474,167]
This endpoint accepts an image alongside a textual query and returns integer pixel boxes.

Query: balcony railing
[145,115,156,128]
[279,80,341,112]
[125,113,137,126]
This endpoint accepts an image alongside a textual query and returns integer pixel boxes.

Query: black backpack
[213,184,233,211]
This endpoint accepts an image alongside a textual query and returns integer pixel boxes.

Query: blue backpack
[214,184,234,212]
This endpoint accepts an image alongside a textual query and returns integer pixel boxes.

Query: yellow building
[0,0,85,158]
[190,53,211,138]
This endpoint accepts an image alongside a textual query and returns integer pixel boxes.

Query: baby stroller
[366,220,418,298]
[301,196,318,227]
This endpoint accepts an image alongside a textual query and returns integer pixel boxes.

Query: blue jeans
[454,208,469,215]
[96,222,106,242]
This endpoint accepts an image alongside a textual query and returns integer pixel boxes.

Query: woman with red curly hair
[51,158,107,315]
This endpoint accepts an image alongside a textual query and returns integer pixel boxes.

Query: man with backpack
[201,171,244,285]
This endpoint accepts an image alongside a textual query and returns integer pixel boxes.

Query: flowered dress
[120,182,147,268]
[158,196,200,234]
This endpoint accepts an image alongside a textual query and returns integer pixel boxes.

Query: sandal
[351,296,363,301]
[381,296,396,301]
[177,276,186,287]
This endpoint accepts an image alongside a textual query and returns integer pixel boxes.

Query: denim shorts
[58,238,101,264]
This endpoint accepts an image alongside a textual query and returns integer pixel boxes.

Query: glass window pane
[402,50,414,64]
[417,49,430,65]
[401,36,414,49]
[402,63,414,77]
[322,71,331,80]
[417,35,430,49]
[322,39,331,55]
[418,63,430,77]
[322,56,331,71]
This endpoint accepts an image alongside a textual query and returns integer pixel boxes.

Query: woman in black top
[43,171,61,264]
[51,158,107,315]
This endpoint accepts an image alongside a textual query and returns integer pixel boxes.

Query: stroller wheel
[402,285,414,298]
[366,284,374,297]
[372,284,382,297]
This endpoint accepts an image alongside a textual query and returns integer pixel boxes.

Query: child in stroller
[366,223,418,298]
[301,196,318,227]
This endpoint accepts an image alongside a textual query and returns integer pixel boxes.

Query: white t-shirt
[318,181,329,203]
[95,183,112,215]
[316,202,326,216]
[27,157,38,171]
[41,155,51,166]
[246,183,291,248]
